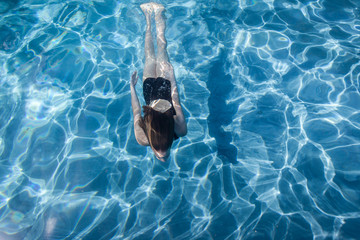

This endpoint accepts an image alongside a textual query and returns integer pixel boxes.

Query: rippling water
[1,0,360,239]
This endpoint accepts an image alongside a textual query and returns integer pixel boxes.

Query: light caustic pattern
[0,0,359,239]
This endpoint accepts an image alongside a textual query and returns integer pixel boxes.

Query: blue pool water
[1,0,360,239]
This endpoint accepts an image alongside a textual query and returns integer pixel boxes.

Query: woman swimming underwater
[130,2,187,162]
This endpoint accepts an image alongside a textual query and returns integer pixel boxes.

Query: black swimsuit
[143,77,176,115]
[143,77,178,139]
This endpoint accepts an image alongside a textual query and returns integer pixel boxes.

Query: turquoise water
[1,0,360,239]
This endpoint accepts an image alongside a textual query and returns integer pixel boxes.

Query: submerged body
[130,3,187,161]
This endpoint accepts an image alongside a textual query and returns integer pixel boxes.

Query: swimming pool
[1,0,360,239]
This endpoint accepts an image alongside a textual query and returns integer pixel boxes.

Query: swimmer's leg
[153,3,187,137]
[153,3,174,81]
[141,3,156,81]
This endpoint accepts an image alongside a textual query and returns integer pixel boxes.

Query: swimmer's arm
[169,75,187,137]
[131,71,149,146]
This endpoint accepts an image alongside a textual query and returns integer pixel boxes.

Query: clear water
[1,0,360,239]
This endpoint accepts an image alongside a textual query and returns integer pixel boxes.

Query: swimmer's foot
[140,2,153,21]
[140,3,153,15]
[153,3,165,18]
[141,3,153,28]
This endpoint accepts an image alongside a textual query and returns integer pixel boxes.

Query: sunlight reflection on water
[0,0,359,239]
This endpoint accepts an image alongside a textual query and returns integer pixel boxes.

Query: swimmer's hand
[131,71,138,86]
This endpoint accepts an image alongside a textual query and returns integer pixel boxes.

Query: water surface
[0,0,360,239]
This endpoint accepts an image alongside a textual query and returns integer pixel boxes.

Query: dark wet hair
[139,106,174,151]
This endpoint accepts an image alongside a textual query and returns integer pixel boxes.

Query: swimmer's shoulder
[134,121,149,146]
